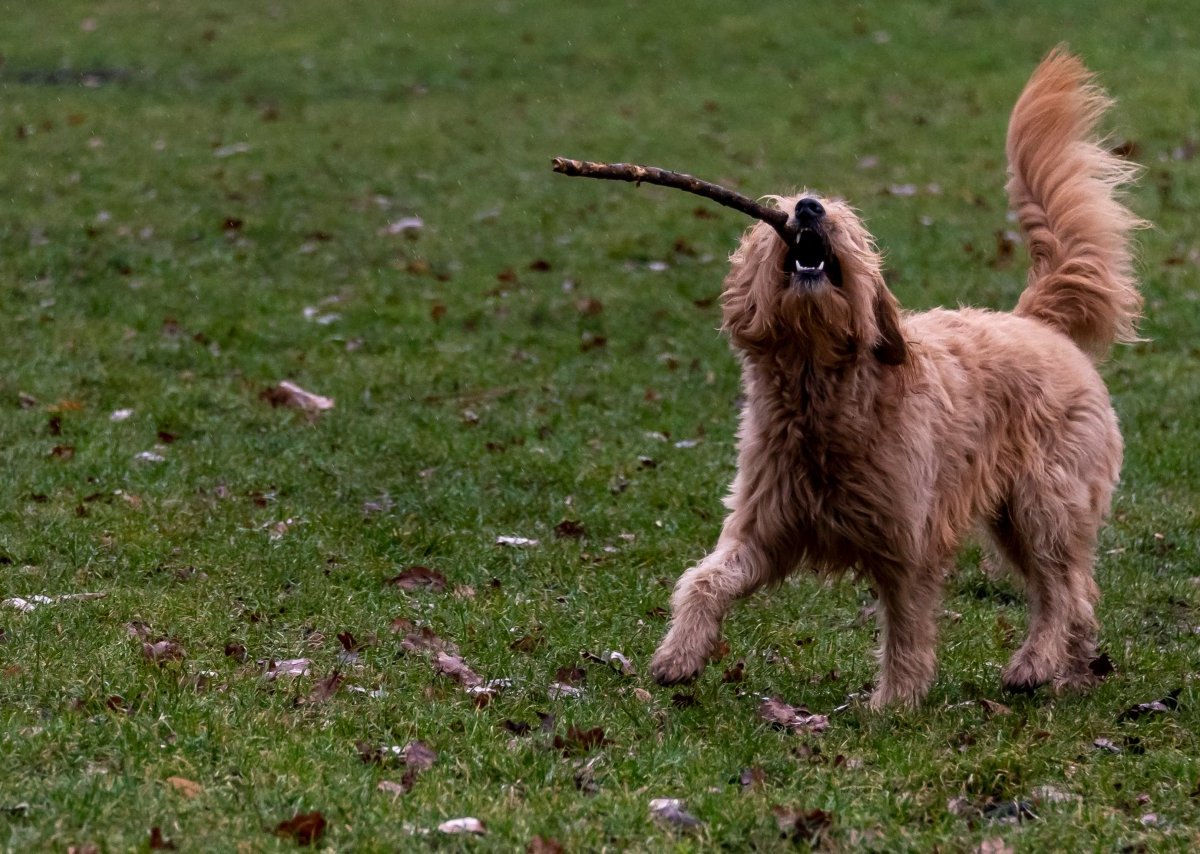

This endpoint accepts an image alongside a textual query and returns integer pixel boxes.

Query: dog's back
[1005,46,1143,360]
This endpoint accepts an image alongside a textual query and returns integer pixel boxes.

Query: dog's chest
[750,368,897,559]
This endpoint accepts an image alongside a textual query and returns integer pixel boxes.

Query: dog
[648,47,1142,709]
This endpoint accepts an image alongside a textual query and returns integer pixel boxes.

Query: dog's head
[721,193,907,366]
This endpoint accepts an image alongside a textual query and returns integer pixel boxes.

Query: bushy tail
[1006,46,1143,360]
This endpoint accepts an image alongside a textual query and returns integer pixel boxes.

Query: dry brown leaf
[260,381,334,413]
[402,740,437,770]
[740,766,766,790]
[275,811,326,845]
[399,627,458,656]
[386,566,447,592]
[142,639,185,665]
[434,651,483,688]
[773,806,832,845]
[553,725,609,756]
[527,836,565,854]
[165,776,202,798]
[148,826,175,850]
[758,697,830,733]
[300,671,343,705]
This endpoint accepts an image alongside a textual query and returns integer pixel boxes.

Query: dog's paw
[867,680,926,711]
[1001,656,1052,695]
[648,645,705,686]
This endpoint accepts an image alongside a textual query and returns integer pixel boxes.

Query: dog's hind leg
[990,487,1102,694]
[868,561,944,709]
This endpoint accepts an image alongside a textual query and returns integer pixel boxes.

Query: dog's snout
[795,197,825,222]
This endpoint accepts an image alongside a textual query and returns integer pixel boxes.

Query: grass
[1,1,1198,850]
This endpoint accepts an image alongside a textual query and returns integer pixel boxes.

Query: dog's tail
[1006,46,1142,360]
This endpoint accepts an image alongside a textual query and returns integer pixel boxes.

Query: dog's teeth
[817,261,825,271]
[794,260,802,272]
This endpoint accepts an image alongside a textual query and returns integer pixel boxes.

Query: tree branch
[551,157,793,241]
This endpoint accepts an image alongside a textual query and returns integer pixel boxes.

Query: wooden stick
[551,157,793,241]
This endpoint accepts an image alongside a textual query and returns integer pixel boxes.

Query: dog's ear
[871,288,908,366]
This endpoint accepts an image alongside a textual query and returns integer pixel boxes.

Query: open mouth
[784,227,842,289]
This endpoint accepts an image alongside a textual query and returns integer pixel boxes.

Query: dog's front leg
[649,508,784,685]
[868,564,943,709]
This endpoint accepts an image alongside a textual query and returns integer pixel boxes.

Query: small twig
[551,157,793,241]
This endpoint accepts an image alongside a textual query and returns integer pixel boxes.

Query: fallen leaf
[402,740,437,770]
[434,651,483,688]
[1117,688,1181,722]
[555,665,586,686]
[148,826,176,850]
[260,381,334,413]
[300,670,343,705]
[263,658,312,680]
[976,839,1015,854]
[275,811,326,845]
[1088,652,1115,678]
[773,805,832,844]
[649,798,701,829]
[4,592,106,612]
[399,627,458,656]
[979,698,1012,716]
[740,766,766,790]
[509,634,544,654]
[603,649,636,676]
[224,643,247,662]
[1093,737,1122,754]
[49,445,76,460]
[386,566,446,592]
[379,216,424,236]
[573,754,602,794]
[553,519,585,539]
[574,297,603,316]
[377,780,407,796]
[547,682,583,700]
[110,408,134,422]
[1031,785,1079,805]
[527,836,564,854]
[496,535,539,547]
[438,817,486,835]
[213,142,251,158]
[553,725,609,756]
[502,719,532,736]
[982,800,1037,824]
[142,639,185,665]
[758,697,830,733]
[671,693,698,709]
[166,776,202,798]
[722,660,746,683]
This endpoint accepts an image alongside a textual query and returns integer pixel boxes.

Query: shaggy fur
[648,47,1142,708]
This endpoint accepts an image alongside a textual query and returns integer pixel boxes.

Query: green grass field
[1,1,1198,850]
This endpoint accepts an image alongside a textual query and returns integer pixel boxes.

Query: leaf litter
[260,381,334,413]
[758,697,830,733]
[649,798,702,830]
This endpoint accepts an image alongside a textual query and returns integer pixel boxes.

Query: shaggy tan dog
[648,47,1142,708]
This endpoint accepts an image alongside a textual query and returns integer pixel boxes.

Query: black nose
[795,197,825,222]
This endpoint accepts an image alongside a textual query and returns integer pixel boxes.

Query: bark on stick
[551,157,793,241]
